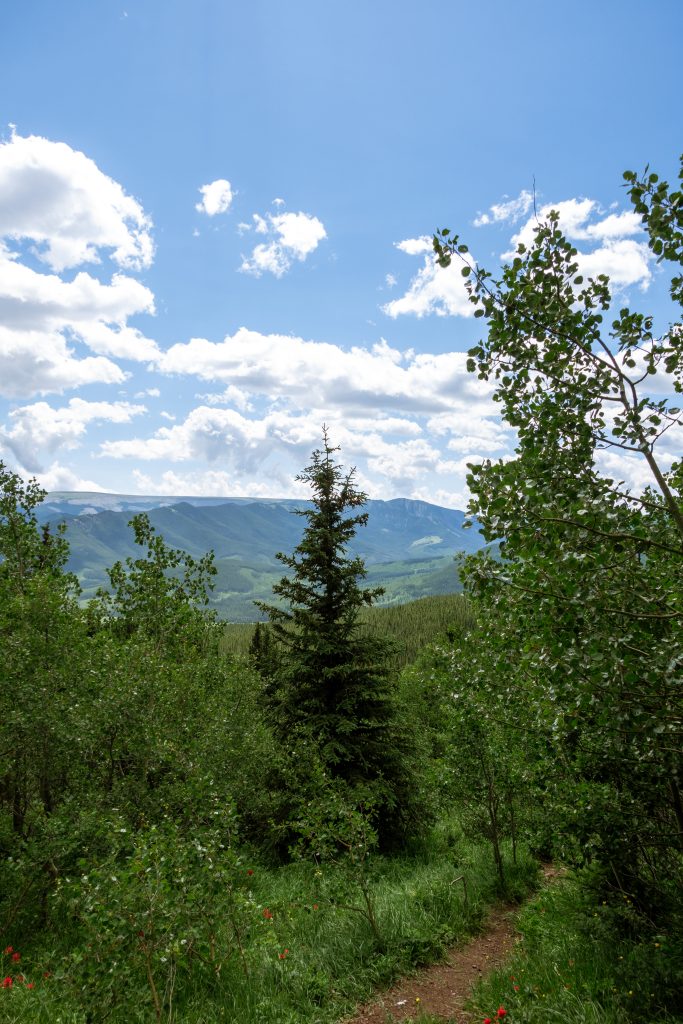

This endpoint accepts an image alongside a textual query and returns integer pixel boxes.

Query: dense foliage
[433,158,683,908]
[224,592,476,668]
[0,457,536,1023]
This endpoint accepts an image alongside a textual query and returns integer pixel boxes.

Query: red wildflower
[312,903,319,911]
[496,1010,507,1019]
[262,908,273,919]
[483,1018,492,1024]
[278,949,289,959]
[247,869,254,876]
[137,930,145,938]
[3,948,12,955]
[2,978,11,989]
[27,983,34,989]
[10,953,20,963]
[513,984,520,991]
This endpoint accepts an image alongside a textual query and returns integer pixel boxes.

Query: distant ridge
[42,492,485,621]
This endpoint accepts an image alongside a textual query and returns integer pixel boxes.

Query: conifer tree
[257,432,420,841]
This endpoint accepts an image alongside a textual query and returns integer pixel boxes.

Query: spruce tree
[257,431,419,842]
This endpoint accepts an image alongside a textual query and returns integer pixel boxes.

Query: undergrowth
[0,838,537,1024]
[468,871,683,1024]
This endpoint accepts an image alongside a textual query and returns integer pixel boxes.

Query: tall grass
[468,873,683,1024]
[0,837,537,1024]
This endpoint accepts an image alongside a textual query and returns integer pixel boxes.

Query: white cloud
[1,397,146,471]
[271,212,326,258]
[473,189,534,227]
[99,327,506,507]
[366,437,441,483]
[36,462,108,493]
[395,236,433,256]
[201,384,254,411]
[104,401,492,507]
[579,239,652,289]
[132,467,296,498]
[385,273,397,288]
[382,254,475,319]
[427,410,514,454]
[0,132,158,398]
[596,447,678,494]
[195,179,234,216]
[155,328,493,414]
[240,208,327,277]
[584,210,642,240]
[505,198,652,290]
[507,198,598,250]
[102,406,321,470]
[241,242,290,278]
[0,327,126,398]
[0,131,153,271]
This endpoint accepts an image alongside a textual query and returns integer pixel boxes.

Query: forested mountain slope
[42,493,485,617]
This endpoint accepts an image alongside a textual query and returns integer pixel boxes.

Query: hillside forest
[0,160,681,1024]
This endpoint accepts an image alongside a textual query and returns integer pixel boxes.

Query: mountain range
[41,493,486,621]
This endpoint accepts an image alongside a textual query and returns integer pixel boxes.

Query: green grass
[0,838,538,1024]
[466,873,683,1024]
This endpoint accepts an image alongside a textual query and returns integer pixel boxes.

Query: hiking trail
[341,864,561,1024]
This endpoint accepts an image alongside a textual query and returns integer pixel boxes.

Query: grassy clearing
[0,838,537,1024]
[467,873,683,1024]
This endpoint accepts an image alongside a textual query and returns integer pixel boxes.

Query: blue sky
[0,0,680,506]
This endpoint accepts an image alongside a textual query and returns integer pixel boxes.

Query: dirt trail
[342,865,560,1024]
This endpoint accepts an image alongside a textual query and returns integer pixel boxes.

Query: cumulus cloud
[195,179,234,216]
[155,328,492,414]
[131,467,292,498]
[240,207,327,277]
[505,197,652,290]
[36,462,109,493]
[0,132,158,397]
[427,410,514,454]
[578,239,652,289]
[1,397,146,472]
[0,328,126,398]
[102,406,319,466]
[103,401,493,507]
[596,446,679,494]
[96,326,506,506]
[395,236,433,255]
[382,253,475,319]
[0,131,153,271]
[200,383,254,411]
[473,189,534,227]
